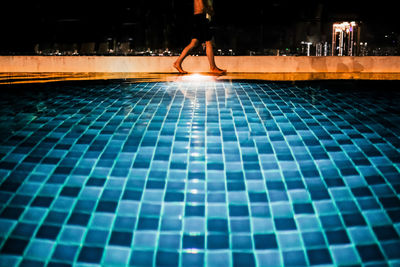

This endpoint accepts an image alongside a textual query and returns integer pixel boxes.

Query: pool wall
[1,56,400,80]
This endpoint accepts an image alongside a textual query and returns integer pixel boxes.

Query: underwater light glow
[180,73,217,82]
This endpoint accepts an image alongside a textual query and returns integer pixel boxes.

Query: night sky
[1,0,398,53]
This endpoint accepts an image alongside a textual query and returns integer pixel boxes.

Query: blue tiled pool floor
[0,80,399,266]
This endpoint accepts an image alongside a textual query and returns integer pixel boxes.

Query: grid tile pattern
[0,80,399,266]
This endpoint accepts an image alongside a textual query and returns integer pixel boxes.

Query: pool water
[0,80,399,266]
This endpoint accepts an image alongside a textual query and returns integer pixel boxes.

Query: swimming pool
[0,79,399,266]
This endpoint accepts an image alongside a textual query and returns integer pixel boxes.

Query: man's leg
[205,40,226,74]
[174,39,199,74]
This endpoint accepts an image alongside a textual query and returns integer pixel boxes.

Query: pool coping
[1,72,400,85]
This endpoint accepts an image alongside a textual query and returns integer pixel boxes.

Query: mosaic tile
[0,80,399,266]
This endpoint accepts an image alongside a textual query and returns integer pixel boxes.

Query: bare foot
[173,62,188,74]
[210,67,227,75]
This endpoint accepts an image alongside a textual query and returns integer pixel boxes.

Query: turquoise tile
[59,226,85,243]
[297,215,321,231]
[25,239,54,259]
[251,217,274,233]
[103,246,130,266]
[277,232,303,249]
[0,255,20,267]
[133,231,157,248]
[0,219,15,238]
[207,251,232,267]
[90,213,114,229]
[348,227,376,244]
[184,217,205,234]
[256,251,281,267]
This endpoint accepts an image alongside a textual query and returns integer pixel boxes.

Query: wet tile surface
[0,80,400,266]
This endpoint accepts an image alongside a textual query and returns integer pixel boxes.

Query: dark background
[1,0,398,54]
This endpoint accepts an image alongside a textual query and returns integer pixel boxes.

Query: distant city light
[332,21,360,56]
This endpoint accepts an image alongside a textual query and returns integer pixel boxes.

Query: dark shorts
[192,14,212,42]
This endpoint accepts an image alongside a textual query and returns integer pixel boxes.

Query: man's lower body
[173,14,226,74]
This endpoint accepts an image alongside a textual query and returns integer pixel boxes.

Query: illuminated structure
[332,21,360,56]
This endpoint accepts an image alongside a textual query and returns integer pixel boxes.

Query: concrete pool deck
[1,56,400,83]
